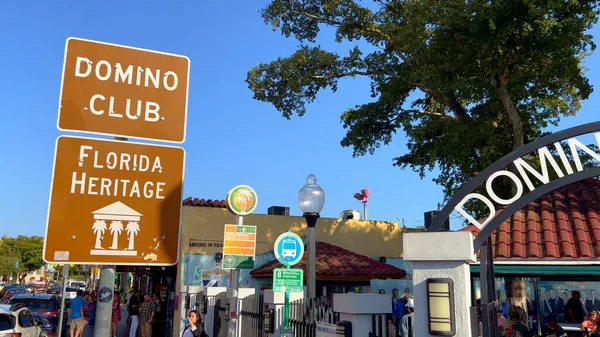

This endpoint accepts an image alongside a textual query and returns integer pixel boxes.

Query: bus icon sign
[281,239,297,258]
[274,232,304,267]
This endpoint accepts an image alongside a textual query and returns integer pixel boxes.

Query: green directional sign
[273,268,303,293]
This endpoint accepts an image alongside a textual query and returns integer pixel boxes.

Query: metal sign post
[44,36,190,337]
[57,264,69,337]
[223,185,258,337]
[273,231,305,336]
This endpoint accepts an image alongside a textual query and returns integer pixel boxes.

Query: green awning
[470,264,600,277]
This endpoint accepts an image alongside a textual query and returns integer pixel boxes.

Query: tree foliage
[0,236,45,283]
[247,0,599,211]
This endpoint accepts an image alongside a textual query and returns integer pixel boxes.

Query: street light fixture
[298,174,325,299]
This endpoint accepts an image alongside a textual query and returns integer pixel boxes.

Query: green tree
[0,237,18,281]
[247,0,598,207]
[246,0,599,322]
[13,236,45,283]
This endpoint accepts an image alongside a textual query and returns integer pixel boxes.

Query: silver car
[0,304,43,337]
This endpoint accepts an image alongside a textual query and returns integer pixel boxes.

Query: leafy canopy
[0,236,45,283]
[247,0,599,206]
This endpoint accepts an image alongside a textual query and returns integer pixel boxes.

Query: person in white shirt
[401,298,415,337]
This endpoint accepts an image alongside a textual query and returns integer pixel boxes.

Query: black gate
[289,297,339,337]
[239,293,266,337]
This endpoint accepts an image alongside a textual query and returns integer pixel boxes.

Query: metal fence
[289,297,340,337]
[369,314,389,337]
[239,293,266,337]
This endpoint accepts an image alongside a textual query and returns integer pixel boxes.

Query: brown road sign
[57,37,190,143]
[43,135,185,265]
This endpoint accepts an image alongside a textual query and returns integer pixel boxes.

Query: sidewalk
[67,305,129,337]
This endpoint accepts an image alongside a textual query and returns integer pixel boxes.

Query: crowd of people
[66,287,164,337]
[387,288,415,337]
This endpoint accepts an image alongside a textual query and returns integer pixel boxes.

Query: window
[26,311,36,327]
[18,311,32,328]
[10,300,55,310]
[0,314,14,330]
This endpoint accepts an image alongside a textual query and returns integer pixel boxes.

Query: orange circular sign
[226,185,258,216]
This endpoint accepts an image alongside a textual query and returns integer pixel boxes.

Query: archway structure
[429,121,600,248]
[426,121,600,337]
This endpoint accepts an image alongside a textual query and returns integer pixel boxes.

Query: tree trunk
[492,70,528,323]
[492,71,524,150]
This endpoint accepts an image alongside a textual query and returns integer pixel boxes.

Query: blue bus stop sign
[274,232,304,267]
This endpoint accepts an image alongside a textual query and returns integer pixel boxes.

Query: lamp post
[298,174,325,299]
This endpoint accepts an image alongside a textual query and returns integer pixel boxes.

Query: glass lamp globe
[298,174,325,214]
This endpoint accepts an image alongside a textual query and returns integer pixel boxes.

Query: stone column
[403,232,476,337]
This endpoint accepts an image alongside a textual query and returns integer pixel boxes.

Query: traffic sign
[225,185,258,216]
[57,37,190,143]
[274,232,304,267]
[222,224,257,269]
[43,135,185,265]
[273,268,303,293]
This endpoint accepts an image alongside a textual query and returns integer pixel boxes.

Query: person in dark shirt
[565,290,586,324]
[127,290,141,337]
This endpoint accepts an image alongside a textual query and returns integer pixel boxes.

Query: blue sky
[0,1,599,237]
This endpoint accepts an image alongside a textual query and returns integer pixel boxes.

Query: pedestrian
[153,293,161,314]
[69,290,85,337]
[181,310,207,337]
[128,289,141,337]
[111,290,121,337]
[139,293,156,337]
[391,289,403,336]
[87,291,97,327]
[401,298,415,337]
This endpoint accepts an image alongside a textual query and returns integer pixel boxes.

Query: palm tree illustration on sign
[234,188,253,212]
[90,201,142,257]
[126,222,140,250]
[109,221,124,249]
[92,220,107,249]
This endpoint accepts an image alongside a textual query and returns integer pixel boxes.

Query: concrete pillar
[201,286,227,337]
[230,287,256,336]
[332,293,391,337]
[403,232,476,337]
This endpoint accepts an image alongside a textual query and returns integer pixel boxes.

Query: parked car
[1,288,26,304]
[57,287,77,309]
[0,285,21,298]
[68,282,86,292]
[33,282,47,293]
[0,303,44,337]
[8,293,66,337]
[46,286,61,295]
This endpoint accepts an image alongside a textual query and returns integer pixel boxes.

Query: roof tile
[182,197,227,208]
[250,241,406,280]
[460,178,600,260]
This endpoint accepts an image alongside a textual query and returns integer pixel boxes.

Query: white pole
[57,264,69,337]
[227,215,243,337]
[94,135,125,337]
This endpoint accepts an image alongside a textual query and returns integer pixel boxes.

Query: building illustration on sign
[90,201,142,257]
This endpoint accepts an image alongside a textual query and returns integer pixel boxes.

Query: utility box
[267,206,289,216]
[425,210,450,231]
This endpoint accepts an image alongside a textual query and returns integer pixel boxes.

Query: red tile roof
[459,178,600,260]
[250,241,406,280]
[182,197,227,208]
